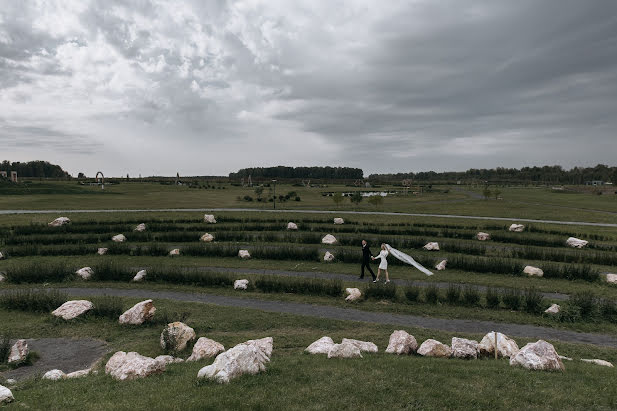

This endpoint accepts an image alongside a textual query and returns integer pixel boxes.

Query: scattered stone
[169,248,180,256]
[523,265,544,277]
[119,299,156,325]
[42,369,66,380]
[197,340,272,383]
[509,224,525,232]
[321,234,337,245]
[451,337,478,359]
[342,338,378,353]
[48,217,71,227]
[478,332,519,358]
[0,251,4,260]
[132,269,147,282]
[345,288,362,302]
[581,359,614,367]
[238,250,251,259]
[8,339,29,365]
[435,260,447,271]
[187,337,225,361]
[245,337,273,358]
[75,266,94,280]
[4,379,16,385]
[0,273,5,282]
[605,274,617,284]
[160,322,196,352]
[134,223,147,232]
[333,218,344,225]
[0,384,13,404]
[204,214,217,224]
[154,355,184,366]
[559,355,573,361]
[97,247,108,255]
[509,340,564,371]
[385,330,418,355]
[52,300,94,320]
[417,339,452,358]
[287,222,298,230]
[234,279,249,290]
[566,237,588,248]
[112,234,127,243]
[305,336,335,355]
[105,351,166,381]
[200,233,214,242]
[323,251,335,262]
[327,343,362,359]
[66,368,91,379]
[545,304,561,314]
[423,242,440,251]
[476,232,490,241]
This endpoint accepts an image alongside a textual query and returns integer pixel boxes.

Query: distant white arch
[95,171,105,190]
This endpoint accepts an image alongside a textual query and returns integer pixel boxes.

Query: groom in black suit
[360,240,376,280]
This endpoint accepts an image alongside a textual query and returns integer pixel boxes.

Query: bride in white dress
[371,243,390,283]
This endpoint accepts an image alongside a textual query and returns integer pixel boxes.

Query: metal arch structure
[95,171,105,190]
[402,179,413,195]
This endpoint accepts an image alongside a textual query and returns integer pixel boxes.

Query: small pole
[272,179,277,210]
[494,331,498,360]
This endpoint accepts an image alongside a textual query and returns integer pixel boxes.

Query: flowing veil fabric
[385,244,434,276]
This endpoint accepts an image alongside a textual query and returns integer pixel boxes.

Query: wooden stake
[494,331,498,360]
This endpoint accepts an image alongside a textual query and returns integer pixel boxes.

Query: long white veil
[385,244,434,276]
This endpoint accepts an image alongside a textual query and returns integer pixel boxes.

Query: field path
[56,287,617,348]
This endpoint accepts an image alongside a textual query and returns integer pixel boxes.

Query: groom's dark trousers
[360,245,376,280]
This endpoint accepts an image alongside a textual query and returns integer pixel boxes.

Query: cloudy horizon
[1,0,616,177]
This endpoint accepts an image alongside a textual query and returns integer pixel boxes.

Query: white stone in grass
[559,355,573,361]
[0,273,5,282]
[435,260,447,271]
[345,288,362,302]
[0,251,4,260]
[42,369,66,380]
[342,338,378,353]
[66,368,91,378]
[581,359,614,367]
[105,351,166,381]
[197,340,271,383]
[155,355,184,366]
[52,300,94,320]
[305,336,335,355]
[321,234,337,245]
[119,299,156,325]
[417,339,452,358]
[509,340,564,371]
[169,248,180,256]
[8,339,29,364]
[333,217,344,225]
[134,223,147,232]
[323,251,335,262]
[385,330,418,355]
[4,379,16,386]
[509,224,525,232]
[287,222,298,230]
[132,269,147,282]
[112,234,126,243]
[75,266,94,280]
[566,237,588,248]
[523,265,544,277]
[204,214,217,224]
[545,304,561,314]
[245,337,273,358]
[160,322,196,352]
[451,337,478,359]
[48,217,70,227]
[238,250,251,259]
[423,242,440,251]
[478,332,519,358]
[327,343,362,359]
[234,279,249,290]
[200,233,214,242]
[605,274,617,284]
[476,232,490,241]
[0,385,13,404]
[188,337,225,361]
[97,247,108,255]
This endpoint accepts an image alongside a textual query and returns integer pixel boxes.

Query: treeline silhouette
[230,166,363,180]
[1,160,70,179]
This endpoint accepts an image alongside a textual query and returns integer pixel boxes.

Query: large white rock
[0,385,14,404]
[333,218,345,225]
[234,279,249,290]
[75,266,94,280]
[204,214,217,224]
[305,336,335,355]
[188,337,225,361]
[423,242,440,251]
[417,339,452,358]
[287,222,298,230]
[42,369,66,380]
[0,273,6,282]
[134,223,147,232]
[605,274,617,284]
[169,248,180,256]
[105,351,166,381]
[385,330,418,355]
[132,269,147,282]
[451,337,478,359]
[119,299,156,325]
[245,337,273,358]
[342,338,378,353]
[8,339,29,364]
[478,332,519,358]
[200,233,214,242]
[566,237,588,248]
[509,224,525,232]
[160,322,196,352]
[509,340,564,371]
[112,234,127,243]
[154,355,184,366]
[345,288,362,302]
[327,343,363,359]
[52,300,94,320]
[545,304,561,314]
[321,234,337,245]
[323,251,335,262]
[0,252,5,260]
[97,247,108,255]
[476,232,491,241]
[523,265,544,277]
[48,217,70,227]
[197,340,271,383]
[435,260,447,271]
[581,359,614,367]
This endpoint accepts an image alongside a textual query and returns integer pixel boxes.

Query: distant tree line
[229,166,364,180]
[0,160,70,179]
[369,164,617,185]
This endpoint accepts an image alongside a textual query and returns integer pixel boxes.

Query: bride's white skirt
[378,260,388,270]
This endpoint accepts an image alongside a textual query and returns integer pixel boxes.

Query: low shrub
[5,262,69,283]
[0,289,68,312]
[502,289,522,311]
[404,285,420,302]
[364,284,397,301]
[485,288,501,309]
[522,288,544,314]
[569,291,598,319]
[0,333,10,364]
[89,296,124,319]
[424,285,440,304]
[462,286,481,307]
[599,298,617,323]
[556,303,582,323]
[149,267,234,288]
[256,276,342,297]
[445,284,461,304]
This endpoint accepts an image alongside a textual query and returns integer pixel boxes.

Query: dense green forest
[0,160,70,179]
[229,166,364,180]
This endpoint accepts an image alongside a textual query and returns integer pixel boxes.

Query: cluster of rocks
[305,337,377,358]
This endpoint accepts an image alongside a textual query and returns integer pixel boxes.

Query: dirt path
[56,287,617,348]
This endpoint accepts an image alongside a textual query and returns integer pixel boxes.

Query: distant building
[585,180,605,186]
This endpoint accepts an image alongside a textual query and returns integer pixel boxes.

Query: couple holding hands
[360,240,391,283]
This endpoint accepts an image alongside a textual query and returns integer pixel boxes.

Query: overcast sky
[1,0,616,177]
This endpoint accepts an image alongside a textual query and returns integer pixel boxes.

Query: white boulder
[451,337,478,359]
[160,322,196,352]
[187,337,225,361]
[0,273,5,282]
[8,339,29,364]
[0,385,14,404]
[75,266,94,280]
[305,336,335,355]
[321,234,337,245]
[132,269,147,282]
[0,252,4,260]
[169,248,180,256]
[234,279,249,290]
[105,351,166,381]
[345,288,362,302]
[42,369,66,380]
[200,233,214,242]
[342,338,378,353]
[509,340,564,371]
[112,234,126,243]
[605,274,617,284]
[238,250,251,259]
[134,223,147,232]
[566,237,588,248]
[154,355,184,366]
[245,337,273,358]
[119,299,156,325]
[204,214,217,224]
[52,300,94,320]
[435,260,447,271]
[327,343,362,359]
[417,339,452,358]
[333,218,344,225]
[48,217,70,227]
[545,304,560,314]
[323,251,335,262]
[97,247,108,255]
[509,224,525,232]
[197,340,272,383]
[581,359,614,367]
[66,368,91,379]
[523,265,544,277]
[385,330,418,355]
[476,232,490,241]
[287,222,298,230]
[478,332,519,358]
[423,242,440,251]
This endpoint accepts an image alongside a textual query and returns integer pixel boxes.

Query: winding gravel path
[56,287,617,348]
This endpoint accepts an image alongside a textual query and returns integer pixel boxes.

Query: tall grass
[364,284,397,301]
[255,277,342,297]
[5,262,69,283]
[0,289,68,312]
